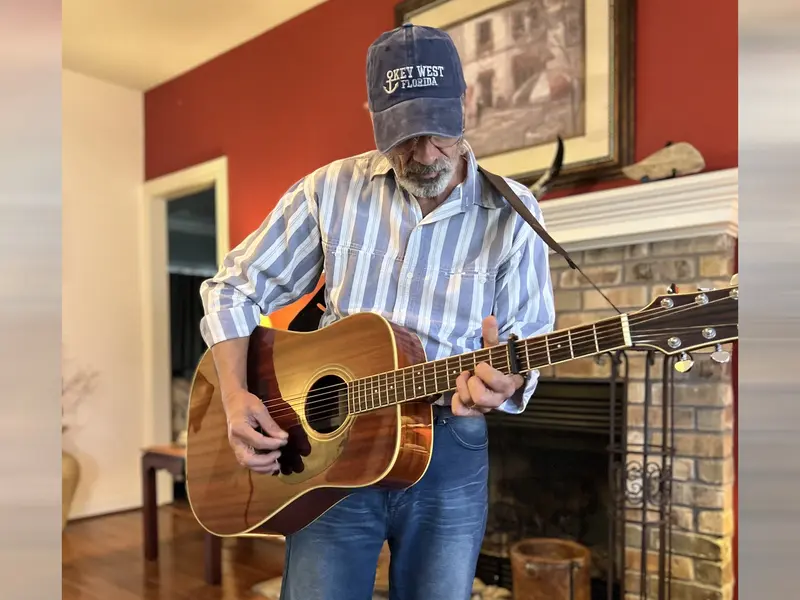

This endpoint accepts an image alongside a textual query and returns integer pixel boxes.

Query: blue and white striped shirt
[199,144,556,413]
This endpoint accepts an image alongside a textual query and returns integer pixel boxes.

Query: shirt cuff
[199,305,262,348]
[494,369,540,414]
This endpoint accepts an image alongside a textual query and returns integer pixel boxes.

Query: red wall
[145,0,738,589]
[145,0,738,243]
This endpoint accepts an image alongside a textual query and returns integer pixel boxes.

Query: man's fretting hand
[451,316,525,417]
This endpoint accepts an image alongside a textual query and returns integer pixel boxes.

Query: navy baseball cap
[366,24,467,153]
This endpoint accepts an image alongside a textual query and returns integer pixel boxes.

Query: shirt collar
[368,141,505,210]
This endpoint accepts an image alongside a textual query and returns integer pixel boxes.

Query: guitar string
[255,298,737,424]
[246,295,736,422]
[254,292,735,413]
[253,319,736,426]
[251,295,737,421]
[249,316,625,412]
[253,314,641,419]
[296,293,734,403]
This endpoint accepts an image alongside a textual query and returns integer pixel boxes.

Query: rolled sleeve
[199,178,323,348]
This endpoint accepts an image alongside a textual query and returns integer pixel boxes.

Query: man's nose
[411,137,440,165]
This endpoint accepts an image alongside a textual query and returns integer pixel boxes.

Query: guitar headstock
[628,274,738,371]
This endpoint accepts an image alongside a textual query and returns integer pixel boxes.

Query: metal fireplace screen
[477,350,677,600]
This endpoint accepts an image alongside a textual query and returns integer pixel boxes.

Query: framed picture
[395,0,635,189]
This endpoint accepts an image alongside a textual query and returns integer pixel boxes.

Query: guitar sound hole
[305,375,349,435]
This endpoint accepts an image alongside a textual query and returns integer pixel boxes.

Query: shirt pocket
[321,240,398,315]
[430,265,498,340]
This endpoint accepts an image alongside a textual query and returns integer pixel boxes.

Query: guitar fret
[596,316,627,353]
[391,371,399,405]
[524,341,531,372]
[593,324,600,353]
[545,336,551,363]
[432,360,441,395]
[385,373,391,407]
[489,348,503,372]
[403,366,414,401]
[567,329,574,358]
[444,357,457,391]
[571,324,600,358]
[548,332,572,364]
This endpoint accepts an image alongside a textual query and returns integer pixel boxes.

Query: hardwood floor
[62,501,285,600]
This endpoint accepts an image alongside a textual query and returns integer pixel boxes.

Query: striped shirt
[199,144,556,413]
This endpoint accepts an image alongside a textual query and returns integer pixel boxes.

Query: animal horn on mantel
[528,135,564,199]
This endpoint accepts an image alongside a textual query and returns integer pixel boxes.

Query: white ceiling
[63,0,328,91]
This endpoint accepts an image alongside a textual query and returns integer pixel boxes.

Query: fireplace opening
[477,376,626,600]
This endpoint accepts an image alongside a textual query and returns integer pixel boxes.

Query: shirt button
[406,273,413,280]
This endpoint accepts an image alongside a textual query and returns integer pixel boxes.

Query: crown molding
[539,168,738,252]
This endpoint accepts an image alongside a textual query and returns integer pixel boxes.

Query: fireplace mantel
[539,168,738,252]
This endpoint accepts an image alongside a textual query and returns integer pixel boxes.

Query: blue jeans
[280,406,489,600]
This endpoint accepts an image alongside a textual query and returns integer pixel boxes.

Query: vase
[62,451,80,530]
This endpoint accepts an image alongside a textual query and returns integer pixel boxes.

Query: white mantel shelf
[539,168,738,252]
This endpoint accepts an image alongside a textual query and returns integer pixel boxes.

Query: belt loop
[432,404,450,425]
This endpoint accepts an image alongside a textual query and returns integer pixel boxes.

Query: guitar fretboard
[347,314,630,414]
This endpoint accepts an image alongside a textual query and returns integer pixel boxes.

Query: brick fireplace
[480,168,738,600]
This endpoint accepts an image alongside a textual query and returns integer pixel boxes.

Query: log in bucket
[509,538,591,600]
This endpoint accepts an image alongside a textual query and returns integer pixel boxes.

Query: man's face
[385,136,465,198]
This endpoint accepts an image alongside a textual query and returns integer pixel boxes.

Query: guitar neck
[348,313,632,414]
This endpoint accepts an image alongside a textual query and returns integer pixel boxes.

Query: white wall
[62,68,145,518]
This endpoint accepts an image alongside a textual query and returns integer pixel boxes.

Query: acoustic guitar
[185,276,738,538]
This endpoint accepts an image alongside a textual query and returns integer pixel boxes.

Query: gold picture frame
[395,0,636,189]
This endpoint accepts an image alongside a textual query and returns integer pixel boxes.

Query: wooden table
[141,444,222,585]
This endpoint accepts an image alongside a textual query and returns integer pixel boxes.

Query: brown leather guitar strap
[477,164,578,269]
[477,164,620,314]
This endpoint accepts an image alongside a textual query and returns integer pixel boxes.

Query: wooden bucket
[509,538,591,600]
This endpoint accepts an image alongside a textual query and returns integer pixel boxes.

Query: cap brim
[372,97,463,154]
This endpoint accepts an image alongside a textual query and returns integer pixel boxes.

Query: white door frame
[139,157,230,501]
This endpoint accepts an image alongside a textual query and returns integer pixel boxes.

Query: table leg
[142,456,158,561]
[204,533,222,585]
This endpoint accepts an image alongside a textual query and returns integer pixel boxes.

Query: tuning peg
[710,344,731,364]
[730,273,738,286]
[674,352,694,373]
[667,283,679,294]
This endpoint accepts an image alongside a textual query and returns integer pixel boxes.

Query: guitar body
[185,312,433,537]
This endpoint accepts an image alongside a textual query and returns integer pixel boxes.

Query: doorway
[166,186,219,500]
[140,157,229,506]
[167,187,218,447]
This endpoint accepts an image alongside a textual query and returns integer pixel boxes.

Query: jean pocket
[445,415,489,451]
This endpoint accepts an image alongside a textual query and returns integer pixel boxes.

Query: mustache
[400,157,451,177]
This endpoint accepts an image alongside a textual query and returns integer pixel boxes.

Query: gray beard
[389,157,456,199]
[395,168,453,198]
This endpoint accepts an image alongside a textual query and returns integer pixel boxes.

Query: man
[199,24,555,600]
